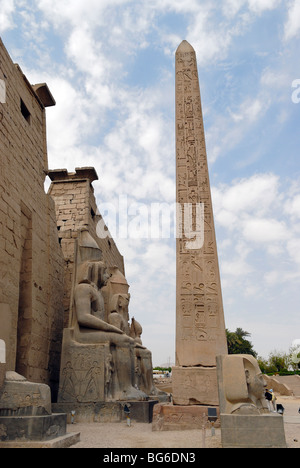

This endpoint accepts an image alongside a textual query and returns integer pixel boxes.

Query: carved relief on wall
[173,368,216,400]
[59,345,106,403]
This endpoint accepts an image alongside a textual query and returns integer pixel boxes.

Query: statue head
[109,293,130,321]
[108,266,129,295]
[217,354,268,415]
[75,228,109,288]
[78,228,103,263]
[130,317,143,345]
[77,261,110,289]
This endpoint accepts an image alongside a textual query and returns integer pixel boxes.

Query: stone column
[173,41,228,406]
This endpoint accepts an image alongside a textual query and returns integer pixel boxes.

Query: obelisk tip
[176,40,195,54]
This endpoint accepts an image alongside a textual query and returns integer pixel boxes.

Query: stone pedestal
[216,354,287,448]
[56,328,163,424]
[0,373,52,415]
[172,367,218,406]
[220,414,287,448]
[0,413,68,441]
[152,403,220,431]
[0,372,80,448]
[53,399,159,424]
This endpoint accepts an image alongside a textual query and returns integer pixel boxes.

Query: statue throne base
[152,366,220,431]
[54,328,160,423]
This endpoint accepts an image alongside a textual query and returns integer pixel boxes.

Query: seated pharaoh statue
[130,317,158,396]
[103,266,159,397]
[58,228,157,403]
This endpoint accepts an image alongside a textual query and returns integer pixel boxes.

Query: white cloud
[248,0,281,14]
[45,79,96,156]
[207,85,274,164]
[222,0,247,18]
[186,7,237,65]
[222,257,253,276]
[213,174,286,244]
[222,0,281,19]
[287,238,300,265]
[284,0,300,40]
[231,98,266,123]
[264,270,280,285]
[213,173,281,220]
[36,0,119,28]
[0,0,15,32]
[242,217,289,243]
[66,28,107,80]
[285,193,300,219]
[213,172,300,303]
[260,67,290,89]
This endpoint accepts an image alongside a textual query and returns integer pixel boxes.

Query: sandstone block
[220,414,287,448]
[172,366,219,406]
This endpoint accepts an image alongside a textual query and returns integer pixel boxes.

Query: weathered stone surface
[0,431,80,448]
[172,367,219,406]
[0,369,78,445]
[53,400,158,424]
[0,39,64,395]
[152,403,220,431]
[0,375,52,416]
[220,414,287,448]
[58,329,107,403]
[0,413,67,442]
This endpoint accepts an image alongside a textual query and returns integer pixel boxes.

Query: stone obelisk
[173,40,228,406]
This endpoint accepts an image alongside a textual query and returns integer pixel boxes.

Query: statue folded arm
[74,283,124,334]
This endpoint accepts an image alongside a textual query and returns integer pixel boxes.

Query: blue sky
[1,0,300,366]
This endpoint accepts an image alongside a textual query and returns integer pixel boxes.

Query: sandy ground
[67,396,300,449]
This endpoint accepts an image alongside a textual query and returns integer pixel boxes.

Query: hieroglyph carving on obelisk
[175,40,227,369]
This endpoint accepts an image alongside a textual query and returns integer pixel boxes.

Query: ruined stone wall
[0,39,64,397]
[48,168,125,328]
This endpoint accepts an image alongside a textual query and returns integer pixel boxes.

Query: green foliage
[258,348,300,375]
[153,366,172,373]
[268,351,289,373]
[226,328,257,358]
[225,327,300,376]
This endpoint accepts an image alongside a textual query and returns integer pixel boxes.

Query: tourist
[270,389,277,412]
[265,388,272,411]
